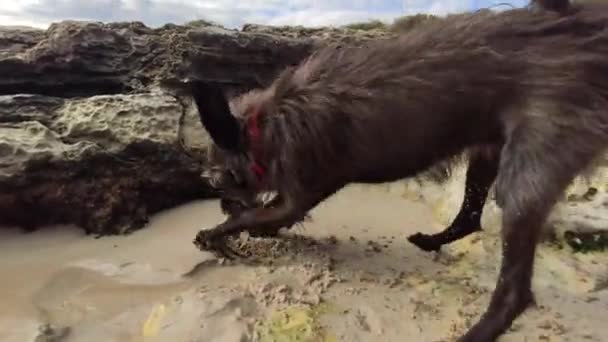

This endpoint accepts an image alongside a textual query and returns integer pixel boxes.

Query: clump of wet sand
[225,231,338,262]
[219,232,344,308]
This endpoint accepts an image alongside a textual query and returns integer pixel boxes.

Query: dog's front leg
[194,196,308,258]
[220,193,289,237]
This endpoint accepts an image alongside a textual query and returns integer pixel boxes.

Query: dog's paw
[407,232,442,252]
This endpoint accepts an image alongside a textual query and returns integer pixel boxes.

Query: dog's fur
[189,0,608,340]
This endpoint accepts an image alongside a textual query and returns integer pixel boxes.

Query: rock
[185,25,316,95]
[0,93,212,234]
[0,20,317,98]
[0,26,45,58]
[241,23,395,46]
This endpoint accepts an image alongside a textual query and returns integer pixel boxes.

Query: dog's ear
[189,80,242,152]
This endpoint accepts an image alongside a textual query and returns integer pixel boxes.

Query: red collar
[246,107,266,186]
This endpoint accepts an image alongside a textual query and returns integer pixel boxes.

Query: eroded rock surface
[241,23,394,45]
[0,21,318,98]
[0,93,215,234]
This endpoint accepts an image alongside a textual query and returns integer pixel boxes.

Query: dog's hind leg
[408,146,500,252]
[458,113,606,341]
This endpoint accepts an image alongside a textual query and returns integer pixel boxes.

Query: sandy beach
[1,167,607,342]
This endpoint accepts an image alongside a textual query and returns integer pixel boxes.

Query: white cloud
[266,0,479,27]
[425,0,473,16]
[0,14,47,28]
[400,0,474,16]
[267,9,397,27]
[0,0,509,30]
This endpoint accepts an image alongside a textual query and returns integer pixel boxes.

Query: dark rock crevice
[0,81,129,98]
[0,143,214,235]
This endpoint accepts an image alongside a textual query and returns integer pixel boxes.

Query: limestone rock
[0,93,212,235]
[0,26,45,58]
[0,20,317,97]
[241,23,395,46]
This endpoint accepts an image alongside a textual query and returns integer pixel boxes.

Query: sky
[0,0,531,29]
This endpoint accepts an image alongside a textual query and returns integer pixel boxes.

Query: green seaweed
[253,303,337,342]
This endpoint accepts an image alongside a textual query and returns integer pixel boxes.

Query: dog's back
[263,3,608,188]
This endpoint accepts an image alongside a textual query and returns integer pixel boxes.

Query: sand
[1,171,607,342]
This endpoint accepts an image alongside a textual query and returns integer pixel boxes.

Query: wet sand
[1,171,607,342]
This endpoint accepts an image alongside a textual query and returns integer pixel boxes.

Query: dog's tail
[530,0,571,13]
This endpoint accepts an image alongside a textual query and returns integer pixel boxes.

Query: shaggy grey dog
[188,0,608,340]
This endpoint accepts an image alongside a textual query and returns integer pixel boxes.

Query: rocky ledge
[0,20,392,235]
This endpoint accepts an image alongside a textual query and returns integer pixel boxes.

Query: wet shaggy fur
[189,0,608,341]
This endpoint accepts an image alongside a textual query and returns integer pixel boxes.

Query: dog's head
[189,80,274,216]
[201,149,259,216]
